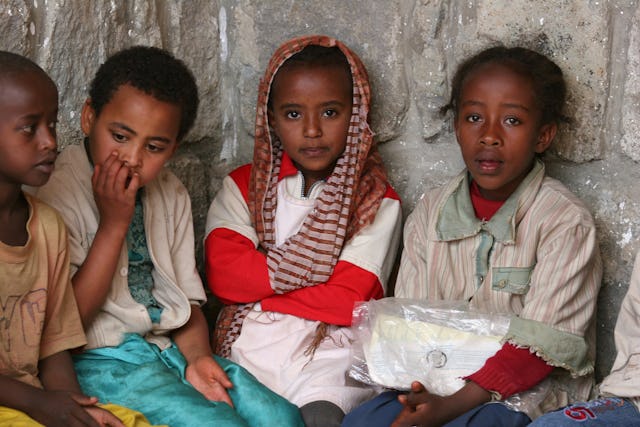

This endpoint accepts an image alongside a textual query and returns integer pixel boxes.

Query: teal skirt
[73,334,303,427]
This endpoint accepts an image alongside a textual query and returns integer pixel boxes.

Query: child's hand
[393,380,491,427]
[84,404,127,427]
[185,355,234,407]
[28,389,102,427]
[92,152,140,231]
[391,381,452,427]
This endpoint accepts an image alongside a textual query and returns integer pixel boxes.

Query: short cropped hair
[89,46,199,141]
[442,46,568,125]
[0,50,49,80]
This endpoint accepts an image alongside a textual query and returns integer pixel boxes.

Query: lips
[300,146,329,157]
[35,161,55,175]
[475,153,503,174]
[35,153,57,174]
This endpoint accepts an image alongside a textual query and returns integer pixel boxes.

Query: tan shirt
[0,193,86,388]
[396,160,602,417]
[599,251,640,409]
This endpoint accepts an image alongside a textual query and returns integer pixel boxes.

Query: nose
[40,125,57,152]
[120,145,143,169]
[303,115,322,138]
[480,120,502,146]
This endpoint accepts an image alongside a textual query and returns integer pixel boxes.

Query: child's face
[81,84,180,187]
[0,71,58,188]
[268,64,352,186]
[454,63,556,201]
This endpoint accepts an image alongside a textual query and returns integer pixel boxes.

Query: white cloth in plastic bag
[349,298,511,396]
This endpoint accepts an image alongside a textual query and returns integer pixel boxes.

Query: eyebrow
[18,113,42,121]
[109,122,173,144]
[14,112,53,126]
[461,100,530,112]
[277,100,348,110]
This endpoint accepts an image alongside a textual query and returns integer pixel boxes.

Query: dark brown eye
[21,124,36,135]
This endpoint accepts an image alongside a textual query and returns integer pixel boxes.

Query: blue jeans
[341,391,530,427]
[529,397,640,426]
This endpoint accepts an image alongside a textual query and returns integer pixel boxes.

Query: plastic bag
[349,297,511,395]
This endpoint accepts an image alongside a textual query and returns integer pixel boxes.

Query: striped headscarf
[214,35,388,356]
[251,34,388,292]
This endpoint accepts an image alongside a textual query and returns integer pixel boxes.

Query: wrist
[96,219,129,239]
[184,351,212,366]
[434,389,489,427]
[19,387,47,415]
[454,381,492,409]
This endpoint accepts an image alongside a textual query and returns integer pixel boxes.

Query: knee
[300,400,344,427]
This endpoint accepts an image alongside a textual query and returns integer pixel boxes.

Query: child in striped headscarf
[205,35,403,427]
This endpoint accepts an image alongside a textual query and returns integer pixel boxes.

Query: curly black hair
[89,46,199,141]
[442,46,568,126]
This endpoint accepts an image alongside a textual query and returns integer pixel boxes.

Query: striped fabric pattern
[396,166,600,344]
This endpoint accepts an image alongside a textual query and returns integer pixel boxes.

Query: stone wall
[2,0,639,381]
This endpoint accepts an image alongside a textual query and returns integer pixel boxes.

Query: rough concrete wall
[2,0,639,382]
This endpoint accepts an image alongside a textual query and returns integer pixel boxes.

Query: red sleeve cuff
[261,261,383,325]
[205,227,273,303]
[465,343,553,399]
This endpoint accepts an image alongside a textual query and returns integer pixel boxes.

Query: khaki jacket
[396,160,603,417]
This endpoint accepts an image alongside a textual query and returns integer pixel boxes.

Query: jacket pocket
[491,267,533,294]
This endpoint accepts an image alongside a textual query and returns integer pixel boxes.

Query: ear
[535,122,557,154]
[453,116,462,145]
[80,99,95,136]
[169,142,179,157]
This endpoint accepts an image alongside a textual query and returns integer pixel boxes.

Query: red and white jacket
[205,153,402,326]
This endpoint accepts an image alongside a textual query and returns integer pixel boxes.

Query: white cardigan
[35,144,206,350]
